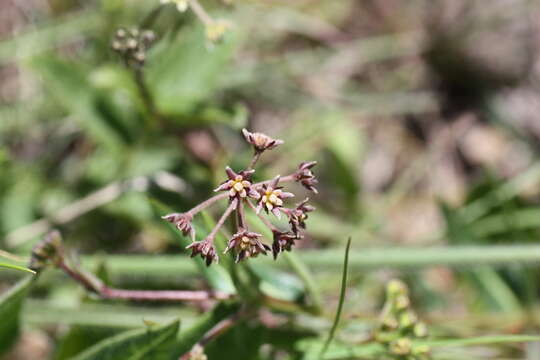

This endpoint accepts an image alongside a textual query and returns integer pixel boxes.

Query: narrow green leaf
[460,162,540,223]
[416,335,540,348]
[0,276,33,354]
[0,263,35,274]
[319,238,352,358]
[70,320,179,360]
[300,335,540,360]
[297,340,385,360]
[244,210,322,312]
[77,244,540,279]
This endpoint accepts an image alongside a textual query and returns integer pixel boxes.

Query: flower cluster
[375,280,430,359]
[163,128,318,265]
[111,28,156,68]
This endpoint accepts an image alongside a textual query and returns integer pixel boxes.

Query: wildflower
[205,19,231,43]
[111,27,156,67]
[224,229,269,262]
[271,230,300,259]
[242,128,284,153]
[283,198,315,235]
[162,212,195,240]
[186,239,218,266]
[257,175,294,218]
[214,167,259,201]
[160,0,189,12]
[389,338,412,356]
[294,161,318,193]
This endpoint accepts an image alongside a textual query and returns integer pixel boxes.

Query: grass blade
[0,263,35,274]
[319,237,352,358]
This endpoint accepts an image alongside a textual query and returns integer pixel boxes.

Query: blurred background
[1,0,540,359]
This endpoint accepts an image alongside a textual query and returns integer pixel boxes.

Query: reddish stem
[236,200,247,229]
[206,199,237,242]
[58,258,232,302]
[247,151,262,170]
[179,310,246,360]
[100,287,231,301]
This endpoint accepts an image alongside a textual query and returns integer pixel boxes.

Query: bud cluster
[163,128,318,265]
[28,230,64,272]
[375,280,431,360]
[111,28,156,67]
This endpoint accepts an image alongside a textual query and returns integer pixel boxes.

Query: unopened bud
[389,337,412,355]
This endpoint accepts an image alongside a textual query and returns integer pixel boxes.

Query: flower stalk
[164,128,319,265]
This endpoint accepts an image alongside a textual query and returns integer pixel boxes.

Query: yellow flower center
[240,236,251,250]
[262,189,283,210]
[228,176,251,197]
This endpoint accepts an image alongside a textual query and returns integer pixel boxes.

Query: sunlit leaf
[70,320,179,360]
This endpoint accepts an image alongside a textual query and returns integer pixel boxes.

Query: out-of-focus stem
[134,68,161,126]
[247,151,262,170]
[57,258,232,301]
[189,0,213,26]
[179,310,246,360]
[140,5,164,29]
[206,199,237,242]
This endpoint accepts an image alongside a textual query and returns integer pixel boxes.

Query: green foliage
[3,0,540,359]
[70,320,179,360]
[0,277,33,354]
[145,27,239,118]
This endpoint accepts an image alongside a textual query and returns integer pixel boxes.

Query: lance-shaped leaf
[70,320,179,360]
[0,276,33,354]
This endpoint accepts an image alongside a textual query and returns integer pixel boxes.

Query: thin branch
[236,200,247,229]
[186,172,297,218]
[207,199,237,242]
[5,173,187,248]
[187,193,228,216]
[247,151,262,170]
[189,0,214,26]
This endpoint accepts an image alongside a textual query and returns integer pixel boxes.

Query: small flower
[257,175,294,218]
[224,229,270,262]
[242,128,284,153]
[162,212,195,240]
[214,167,259,201]
[283,198,315,235]
[189,344,208,360]
[271,230,300,259]
[186,239,218,266]
[160,0,189,12]
[294,161,318,193]
[205,19,231,44]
